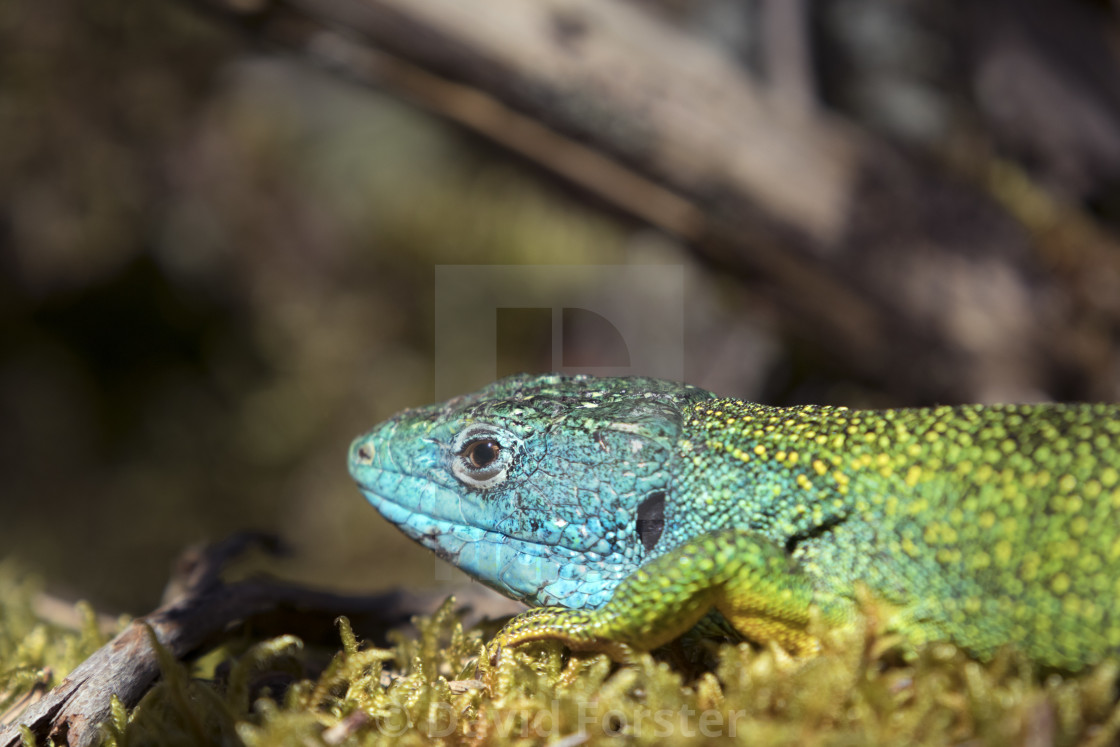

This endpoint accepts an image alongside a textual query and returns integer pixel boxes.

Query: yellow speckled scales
[667,400,1120,670]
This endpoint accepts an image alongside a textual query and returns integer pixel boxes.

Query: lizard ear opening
[636,491,666,553]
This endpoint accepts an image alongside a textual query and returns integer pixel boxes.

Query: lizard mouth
[354,473,629,609]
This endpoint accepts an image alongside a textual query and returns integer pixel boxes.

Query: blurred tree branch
[185,0,1120,403]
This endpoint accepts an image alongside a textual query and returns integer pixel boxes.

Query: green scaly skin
[348,374,1120,671]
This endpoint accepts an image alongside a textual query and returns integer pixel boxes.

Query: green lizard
[348,373,1120,671]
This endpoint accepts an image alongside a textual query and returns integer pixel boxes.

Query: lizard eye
[464,439,501,470]
[451,427,513,488]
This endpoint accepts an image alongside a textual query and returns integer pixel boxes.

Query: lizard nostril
[356,444,375,463]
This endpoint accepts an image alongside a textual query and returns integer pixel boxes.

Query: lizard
[347,373,1120,671]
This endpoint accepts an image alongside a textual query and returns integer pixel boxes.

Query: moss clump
[0,564,112,719]
[5,583,1120,746]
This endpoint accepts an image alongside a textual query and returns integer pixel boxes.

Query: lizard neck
[663,399,885,551]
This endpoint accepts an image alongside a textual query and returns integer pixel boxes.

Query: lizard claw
[473,639,503,688]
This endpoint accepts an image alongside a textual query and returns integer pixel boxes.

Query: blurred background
[1,0,1119,615]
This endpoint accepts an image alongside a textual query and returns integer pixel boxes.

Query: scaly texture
[348,374,1120,671]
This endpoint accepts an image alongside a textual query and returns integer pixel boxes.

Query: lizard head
[348,373,714,608]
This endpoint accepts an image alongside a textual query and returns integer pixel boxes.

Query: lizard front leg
[484,528,854,665]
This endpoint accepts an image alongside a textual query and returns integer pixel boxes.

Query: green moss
[0,563,112,717]
[4,582,1120,746]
